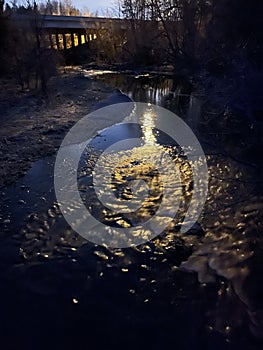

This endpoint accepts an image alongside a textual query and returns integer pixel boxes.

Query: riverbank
[82,62,176,77]
[84,62,261,121]
[0,69,122,188]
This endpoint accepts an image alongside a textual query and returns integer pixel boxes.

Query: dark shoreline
[0,71,131,189]
[83,62,262,122]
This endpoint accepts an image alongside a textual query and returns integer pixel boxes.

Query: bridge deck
[13,14,128,30]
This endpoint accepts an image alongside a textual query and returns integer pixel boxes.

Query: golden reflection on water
[141,107,158,146]
[96,105,189,239]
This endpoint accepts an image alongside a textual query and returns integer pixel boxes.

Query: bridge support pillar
[71,32,75,47]
[55,33,60,50]
[49,34,54,49]
[62,33,67,50]
[78,32,82,46]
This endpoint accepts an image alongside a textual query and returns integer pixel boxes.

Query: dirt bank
[0,69,119,188]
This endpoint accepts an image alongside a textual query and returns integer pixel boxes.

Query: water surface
[0,71,262,350]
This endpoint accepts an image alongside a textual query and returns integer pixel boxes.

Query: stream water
[0,71,262,350]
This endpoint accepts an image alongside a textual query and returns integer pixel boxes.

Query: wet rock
[27,213,38,222]
[185,222,205,237]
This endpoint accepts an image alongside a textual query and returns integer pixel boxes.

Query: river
[0,70,262,350]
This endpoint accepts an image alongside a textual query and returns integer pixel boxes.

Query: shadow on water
[0,71,262,350]
[93,72,195,116]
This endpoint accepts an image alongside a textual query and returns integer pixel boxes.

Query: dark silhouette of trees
[0,0,64,96]
[0,0,12,75]
[120,0,261,71]
[38,0,82,16]
[119,0,261,120]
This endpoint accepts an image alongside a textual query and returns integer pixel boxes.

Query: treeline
[4,0,85,16]
[120,0,261,70]
[38,0,90,16]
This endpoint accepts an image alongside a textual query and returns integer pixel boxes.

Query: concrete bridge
[12,14,128,50]
[42,14,127,30]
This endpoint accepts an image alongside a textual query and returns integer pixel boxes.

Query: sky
[6,0,119,16]
[72,0,117,15]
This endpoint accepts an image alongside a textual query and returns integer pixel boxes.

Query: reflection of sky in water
[93,72,174,106]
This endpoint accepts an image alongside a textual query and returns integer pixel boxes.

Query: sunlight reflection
[141,108,158,145]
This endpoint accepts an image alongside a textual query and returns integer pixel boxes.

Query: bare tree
[6,0,63,95]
